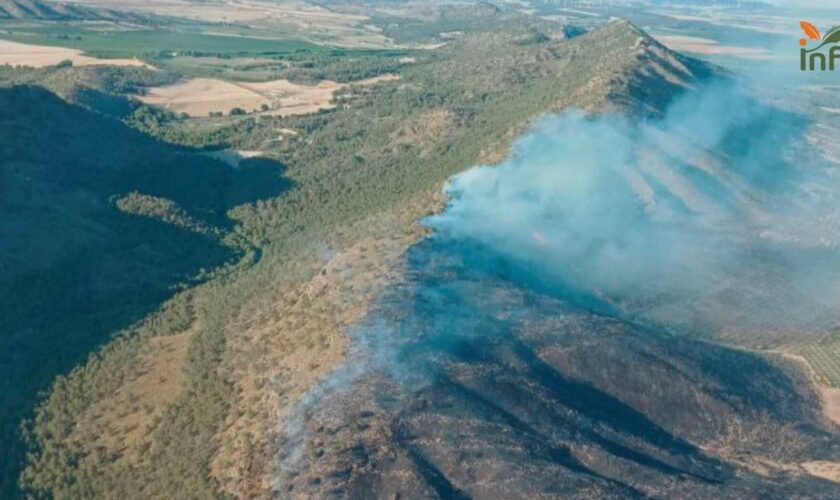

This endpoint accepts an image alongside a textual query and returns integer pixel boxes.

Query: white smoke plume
[428,80,840,341]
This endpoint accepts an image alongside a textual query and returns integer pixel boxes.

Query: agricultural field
[149,54,288,81]
[0,37,148,66]
[33,0,395,47]
[0,19,327,59]
[135,73,399,117]
[0,16,412,85]
[798,339,840,388]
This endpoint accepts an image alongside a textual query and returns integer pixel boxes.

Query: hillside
[0,84,290,497]
[11,19,713,498]
[280,236,838,497]
[5,15,836,499]
[370,1,575,44]
[0,0,126,20]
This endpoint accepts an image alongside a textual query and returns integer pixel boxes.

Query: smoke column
[276,77,840,492]
[428,79,840,342]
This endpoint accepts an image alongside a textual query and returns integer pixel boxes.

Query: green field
[0,20,410,83]
[0,20,327,59]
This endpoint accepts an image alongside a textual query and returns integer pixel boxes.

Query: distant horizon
[772,0,840,8]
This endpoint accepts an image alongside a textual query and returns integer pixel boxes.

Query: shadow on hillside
[0,85,290,497]
[226,157,295,209]
[279,235,838,497]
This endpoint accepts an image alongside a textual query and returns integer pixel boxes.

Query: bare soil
[654,35,774,60]
[136,74,399,117]
[0,39,150,68]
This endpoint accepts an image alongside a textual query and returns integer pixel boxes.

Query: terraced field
[799,342,840,388]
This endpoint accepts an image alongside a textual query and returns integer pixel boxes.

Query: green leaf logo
[807,25,840,52]
[824,25,840,43]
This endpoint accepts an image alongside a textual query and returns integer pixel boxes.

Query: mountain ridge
[8,17,826,500]
[0,0,149,21]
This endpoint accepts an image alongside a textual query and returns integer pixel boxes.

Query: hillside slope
[12,18,835,500]
[280,236,839,498]
[0,0,126,20]
[14,19,712,498]
[0,84,290,497]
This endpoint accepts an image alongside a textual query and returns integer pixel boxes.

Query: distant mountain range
[0,0,147,21]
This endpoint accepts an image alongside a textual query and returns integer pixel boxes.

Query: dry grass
[802,461,840,483]
[137,78,270,117]
[772,350,840,428]
[136,74,399,117]
[653,35,774,60]
[0,39,151,68]
[820,387,840,427]
[209,195,442,499]
[71,330,192,460]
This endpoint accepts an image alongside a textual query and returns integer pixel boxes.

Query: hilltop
[1,0,87,19]
[0,0,139,21]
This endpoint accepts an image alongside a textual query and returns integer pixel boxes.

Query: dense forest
[0,83,290,496]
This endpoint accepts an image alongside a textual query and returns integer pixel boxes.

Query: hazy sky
[775,0,840,8]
